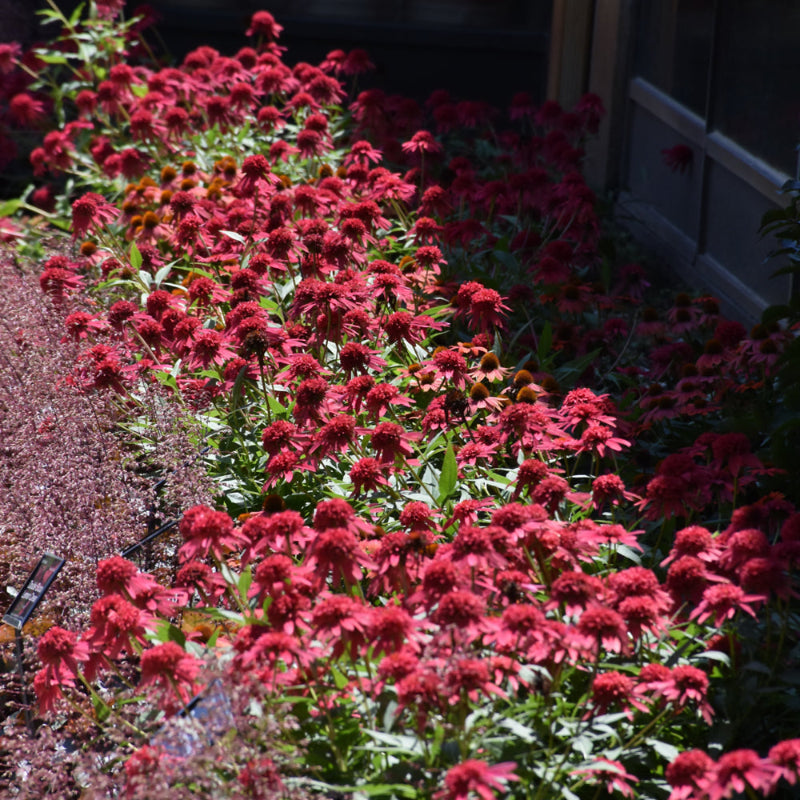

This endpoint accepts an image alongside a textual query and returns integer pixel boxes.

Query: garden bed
[0,3,799,798]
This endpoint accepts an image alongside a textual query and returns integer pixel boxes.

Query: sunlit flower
[139,641,201,703]
[307,526,374,586]
[665,749,715,800]
[434,760,519,800]
[649,664,714,723]
[706,749,775,800]
[36,627,90,693]
[178,504,243,562]
[690,582,761,626]
[767,739,800,789]
[577,604,629,655]
[570,759,638,799]
[589,671,648,717]
[310,593,372,658]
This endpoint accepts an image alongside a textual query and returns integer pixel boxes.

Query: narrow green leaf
[130,241,143,270]
[267,392,287,415]
[437,440,457,504]
[68,2,86,25]
[238,564,252,599]
[537,321,553,363]
[221,229,246,244]
[34,52,69,64]
[165,623,186,647]
[153,264,172,287]
[331,665,349,690]
[220,561,238,586]
[647,739,680,761]
[0,199,22,217]
[92,690,111,723]
[333,784,417,798]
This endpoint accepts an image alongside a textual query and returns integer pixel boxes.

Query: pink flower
[468,288,510,333]
[370,421,416,463]
[577,604,630,655]
[307,527,374,586]
[124,744,163,785]
[71,192,118,238]
[571,759,638,799]
[310,593,372,658]
[649,665,714,723]
[96,556,165,602]
[84,595,152,675]
[434,760,519,800]
[446,524,506,571]
[345,139,383,167]
[9,93,46,126]
[549,571,604,614]
[368,604,418,655]
[662,144,693,174]
[178,505,243,562]
[589,671,648,717]
[666,749,715,800]
[690,582,761,625]
[706,749,775,800]
[445,658,507,705]
[36,627,90,690]
[402,130,442,156]
[349,456,390,496]
[768,739,800,789]
[139,641,201,703]
[235,153,275,195]
[246,11,283,39]
[591,473,637,509]
[176,561,229,606]
[666,555,714,607]
[431,590,490,640]
[0,42,21,73]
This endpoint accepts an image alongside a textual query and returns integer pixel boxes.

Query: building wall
[579,0,798,322]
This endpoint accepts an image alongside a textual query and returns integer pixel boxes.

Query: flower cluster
[1,4,799,800]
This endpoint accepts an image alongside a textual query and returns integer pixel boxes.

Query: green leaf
[555,348,603,384]
[537,321,553,363]
[331,665,349,690]
[166,625,186,646]
[153,264,173,287]
[497,717,538,744]
[647,739,681,761]
[363,730,425,756]
[34,52,69,64]
[150,621,187,647]
[336,784,418,798]
[68,2,86,25]
[0,199,22,217]
[267,392,287,415]
[492,249,519,271]
[221,229,246,244]
[238,564,252,599]
[92,690,111,723]
[220,560,239,586]
[437,440,457,504]
[130,241,143,270]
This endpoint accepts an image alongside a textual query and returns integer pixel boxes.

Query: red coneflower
[71,192,118,238]
[178,504,243,562]
[434,760,519,800]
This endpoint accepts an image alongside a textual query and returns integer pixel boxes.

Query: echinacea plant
[0,3,799,799]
